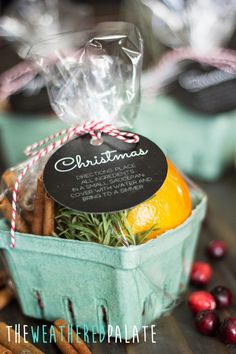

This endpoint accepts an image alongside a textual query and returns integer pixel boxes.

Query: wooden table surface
[0,163,236,353]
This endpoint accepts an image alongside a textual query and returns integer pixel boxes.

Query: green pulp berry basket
[0,187,206,340]
[134,95,236,181]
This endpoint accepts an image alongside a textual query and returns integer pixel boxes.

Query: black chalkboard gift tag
[43,133,168,213]
[169,61,236,115]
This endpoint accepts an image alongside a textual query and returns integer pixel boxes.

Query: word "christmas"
[54,149,149,173]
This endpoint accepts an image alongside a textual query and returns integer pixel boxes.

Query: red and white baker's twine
[10,120,139,248]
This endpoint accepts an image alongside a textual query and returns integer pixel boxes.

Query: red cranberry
[188,291,216,313]
[219,317,236,344]
[190,262,212,287]
[211,286,233,309]
[195,310,220,335]
[207,240,226,260]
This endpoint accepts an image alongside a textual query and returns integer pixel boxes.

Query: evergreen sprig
[54,207,159,247]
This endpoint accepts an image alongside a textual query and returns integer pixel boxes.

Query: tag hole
[90,138,103,146]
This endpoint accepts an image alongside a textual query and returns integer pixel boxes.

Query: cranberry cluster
[188,239,236,344]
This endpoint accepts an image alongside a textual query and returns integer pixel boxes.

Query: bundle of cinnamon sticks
[53,319,92,354]
[0,322,44,354]
[0,170,29,233]
[0,320,93,354]
[0,170,55,236]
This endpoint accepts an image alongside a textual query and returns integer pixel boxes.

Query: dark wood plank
[92,341,127,354]
[173,302,229,354]
[125,315,193,354]
[199,172,236,230]
[171,226,236,354]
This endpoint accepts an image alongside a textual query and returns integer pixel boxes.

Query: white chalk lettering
[54,149,149,173]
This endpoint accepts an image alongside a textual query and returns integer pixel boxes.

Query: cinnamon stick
[0,287,14,311]
[22,210,34,227]
[1,170,17,192]
[54,319,92,354]
[1,170,33,221]
[0,322,43,354]
[53,326,78,354]
[43,194,55,236]
[19,188,35,212]
[32,176,45,235]
[0,344,12,354]
[0,197,29,233]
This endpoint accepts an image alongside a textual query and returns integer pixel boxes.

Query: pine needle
[54,206,159,247]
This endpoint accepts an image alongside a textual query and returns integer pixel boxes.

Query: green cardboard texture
[134,96,236,181]
[0,187,207,339]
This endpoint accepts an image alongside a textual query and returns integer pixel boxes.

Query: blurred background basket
[134,95,236,181]
[0,112,66,167]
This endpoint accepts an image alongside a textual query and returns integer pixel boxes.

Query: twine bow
[10,120,139,248]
